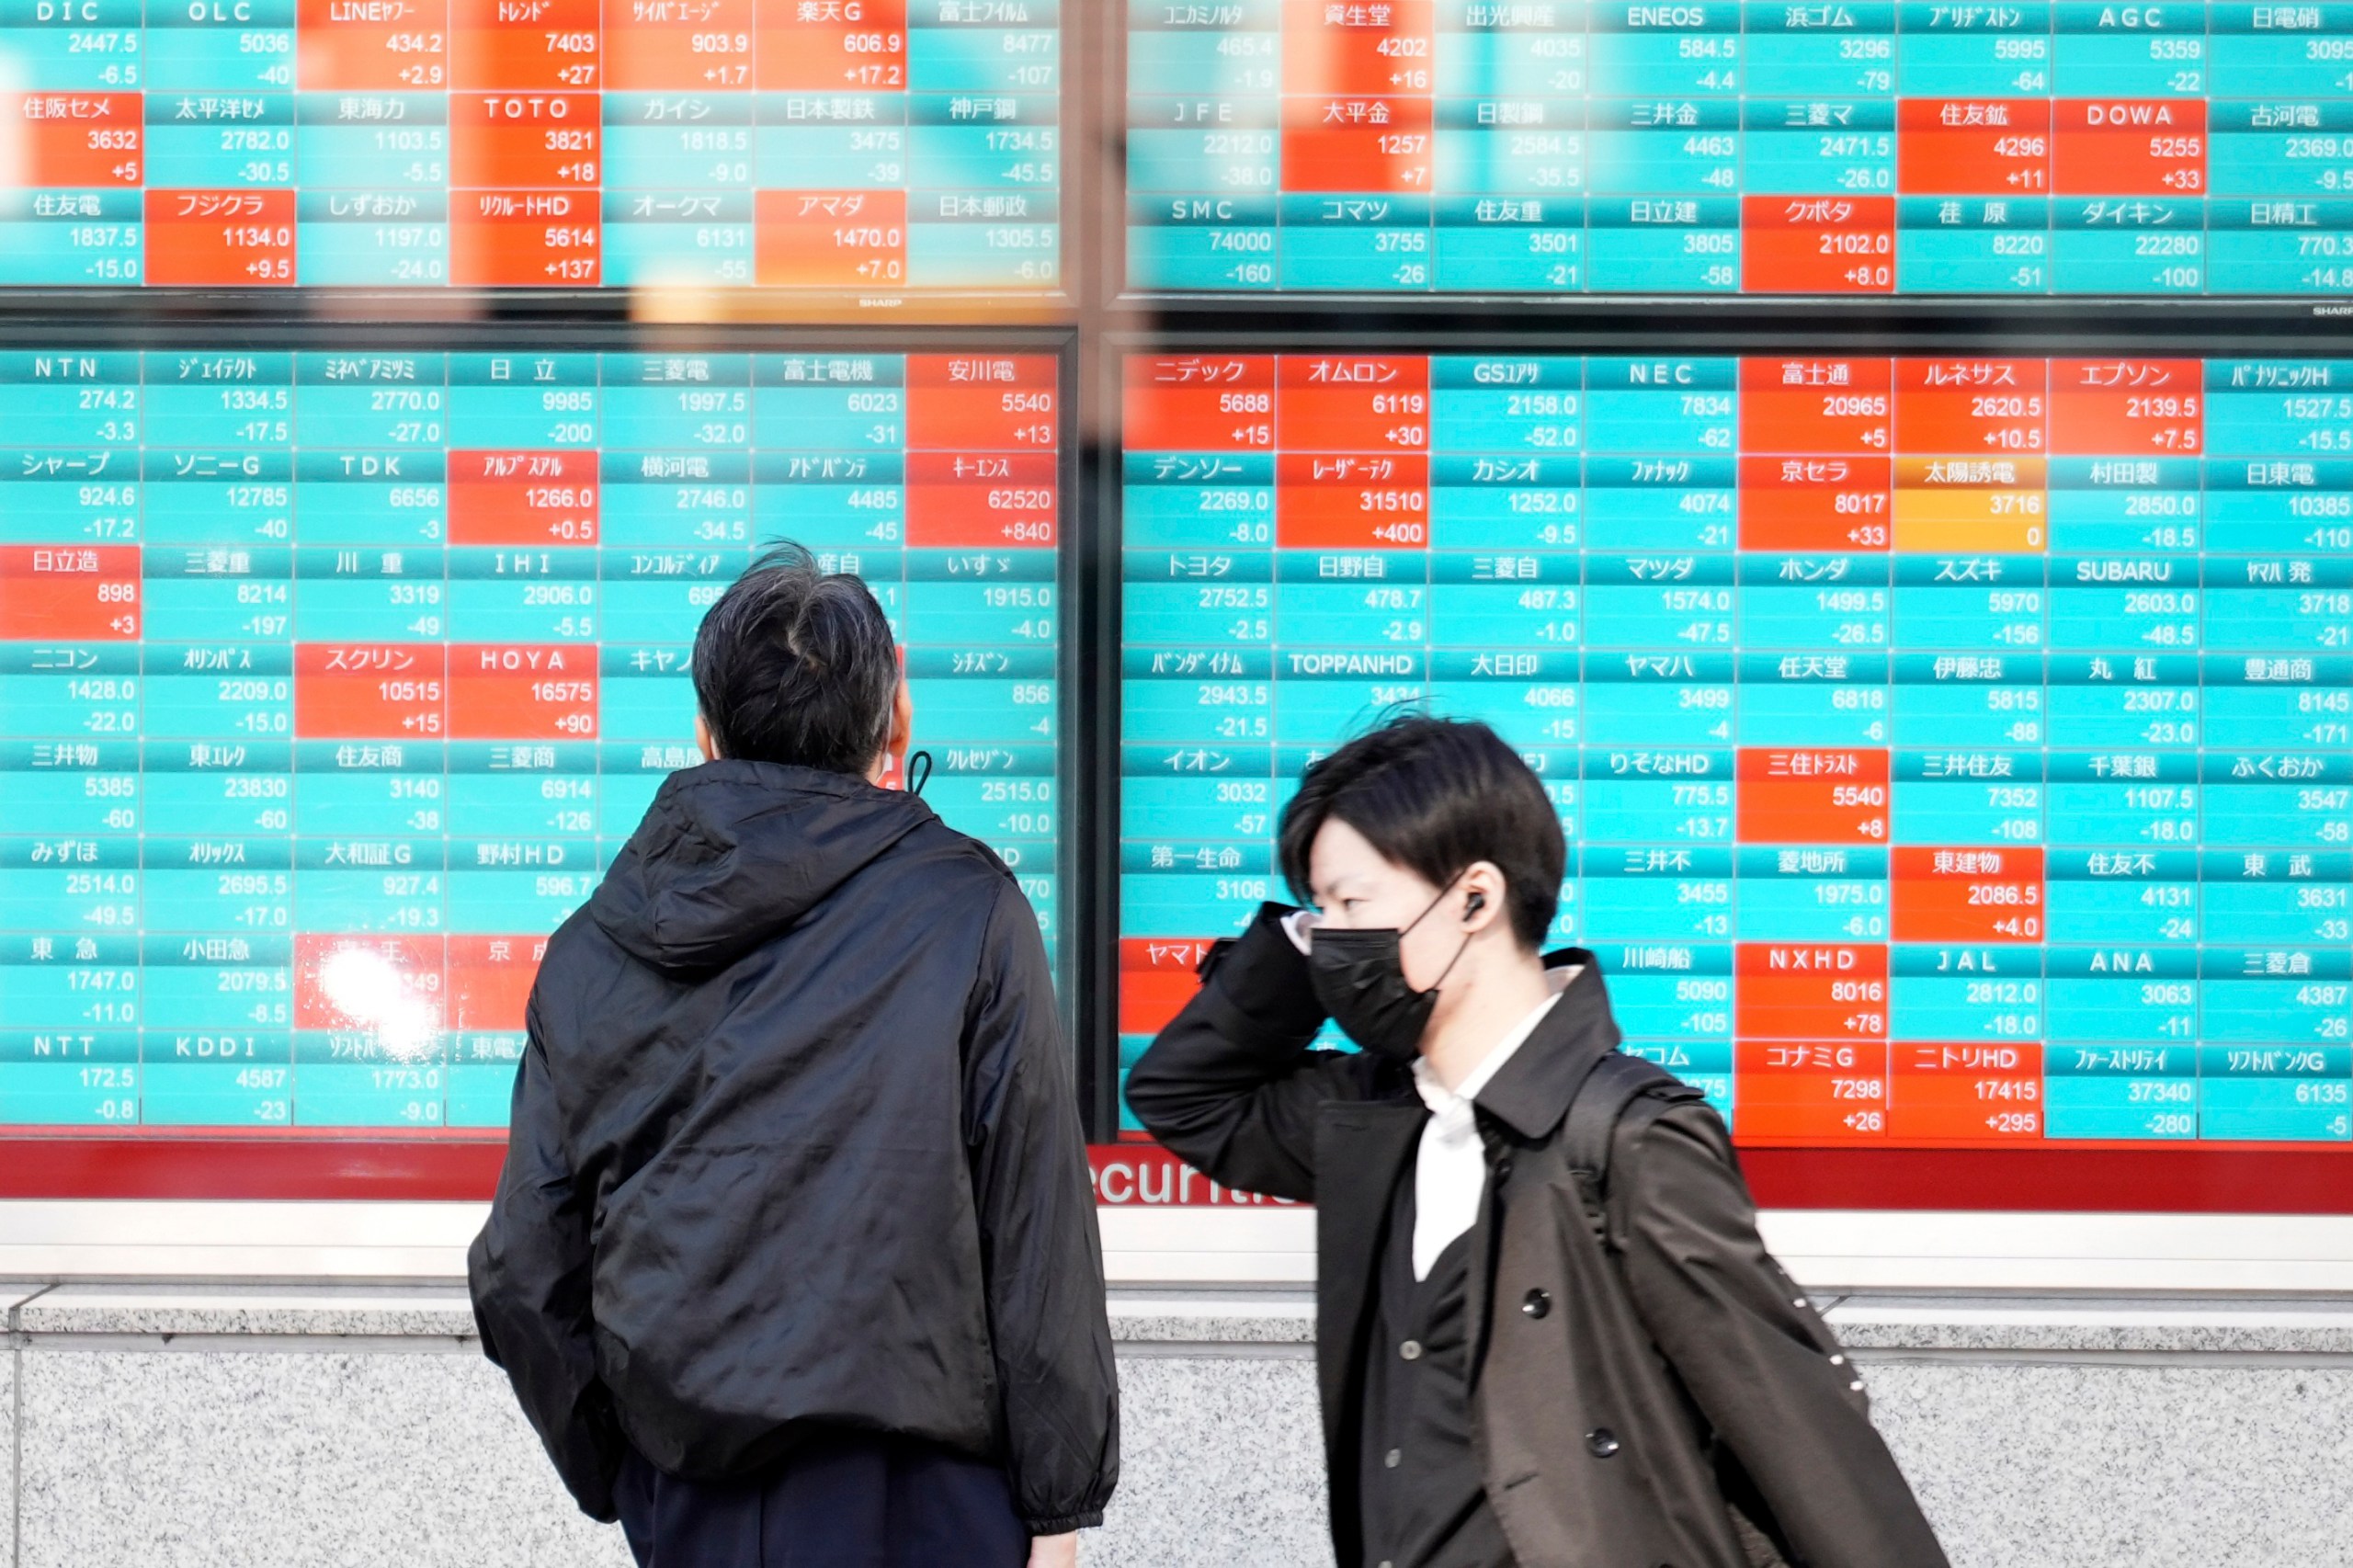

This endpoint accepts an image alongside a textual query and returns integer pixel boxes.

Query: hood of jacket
[588,758,935,976]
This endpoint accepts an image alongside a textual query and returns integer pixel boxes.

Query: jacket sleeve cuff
[1199,903,1327,1042]
[1022,1512,1105,1534]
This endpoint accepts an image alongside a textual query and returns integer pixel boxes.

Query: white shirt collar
[1412,963,1579,1113]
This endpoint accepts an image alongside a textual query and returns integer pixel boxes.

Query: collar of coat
[1457,946,1624,1142]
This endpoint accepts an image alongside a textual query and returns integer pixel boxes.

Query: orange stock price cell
[143,189,296,284]
[294,642,449,739]
[904,450,1057,547]
[1895,98,2050,195]
[2050,358,2204,455]
[608,0,756,89]
[451,0,599,88]
[1280,96,1435,192]
[1735,746,1890,843]
[754,0,905,90]
[1891,1041,2045,1143]
[299,0,450,89]
[1893,846,2046,943]
[756,189,907,288]
[447,935,553,1034]
[1123,357,1279,453]
[906,355,1058,449]
[1275,451,1430,549]
[16,95,143,187]
[1740,196,1895,294]
[449,449,598,545]
[1895,358,2048,453]
[1893,456,2048,553]
[1737,358,1893,456]
[1118,937,1216,1038]
[2052,99,2206,198]
[1736,456,1893,551]
[0,546,141,639]
[1735,941,1889,1039]
[295,935,448,1032]
[447,643,597,740]
[450,92,601,187]
[1280,0,1436,95]
[1733,1038,1892,1142]
[1276,355,1430,450]
[449,187,599,283]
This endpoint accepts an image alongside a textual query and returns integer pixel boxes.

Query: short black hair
[692,541,897,775]
[1277,715,1565,950]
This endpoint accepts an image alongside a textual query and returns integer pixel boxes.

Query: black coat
[1126,905,1949,1568]
[467,760,1118,1535]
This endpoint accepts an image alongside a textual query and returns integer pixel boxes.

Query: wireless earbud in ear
[1464,891,1486,920]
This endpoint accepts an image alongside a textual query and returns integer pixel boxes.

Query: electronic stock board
[1126,0,2353,295]
[1117,350,2353,1165]
[0,0,1062,287]
[0,344,1065,1161]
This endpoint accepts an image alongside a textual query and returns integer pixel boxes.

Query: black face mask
[1306,881,1473,1063]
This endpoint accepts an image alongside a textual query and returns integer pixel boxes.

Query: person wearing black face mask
[1127,715,1947,1568]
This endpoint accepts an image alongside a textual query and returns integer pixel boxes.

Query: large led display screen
[0,3,1060,288]
[1119,350,2353,1148]
[1126,1,2353,295]
[0,345,1063,1138]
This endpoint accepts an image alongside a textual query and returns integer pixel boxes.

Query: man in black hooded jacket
[469,542,1118,1568]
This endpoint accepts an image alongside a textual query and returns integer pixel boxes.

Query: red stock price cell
[1118,937,1215,1037]
[449,449,598,545]
[1735,748,1890,844]
[447,934,551,1033]
[143,190,295,284]
[904,452,1057,547]
[754,0,905,90]
[1122,357,1278,453]
[450,92,601,187]
[1740,197,1895,294]
[0,546,141,639]
[294,643,448,739]
[907,355,1058,449]
[449,189,598,284]
[1738,358,1893,456]
[1276,451,1430,549]
[17,95,143,187]
[1891,1042,2046,1142]
[451,0,600,88]
[1280,97,1435,193]
[1734,1038,1892,1142]
[756,190,907,289]
[1735,942,1889,1040]
[2052,99,2206,197]
[447,644,597,740]
[1280,0,1436,95]
[299,0,451,90]
[1736,456,1893,551]
[1895,359,2049,454]
[1275,356,1430,451]
[1893,846,2045,944]
[295,935,447,1031]
[2049,358,2204,455]
[1896,99,2050,195]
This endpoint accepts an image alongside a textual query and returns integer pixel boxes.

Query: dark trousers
[615,1430,1029,1568]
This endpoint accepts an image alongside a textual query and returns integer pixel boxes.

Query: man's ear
[694,711,719,762]
[1458,861,1508,936]
[873,679,915,785]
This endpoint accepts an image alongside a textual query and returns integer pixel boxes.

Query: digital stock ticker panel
[1126,0,2353,295]
[1118,350,2353,1149]
[0,0,1061,287]
[0,346,1064,1135]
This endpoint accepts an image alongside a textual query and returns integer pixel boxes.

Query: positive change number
[1129,0,2353,294]
[1120,351,2353,1146]
[0,347,1062,1133]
